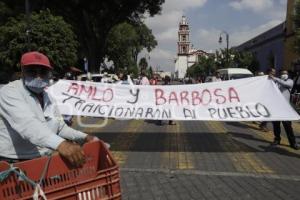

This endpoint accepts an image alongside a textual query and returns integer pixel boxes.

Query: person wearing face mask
[0,51,99,166]
[269,68,299,150]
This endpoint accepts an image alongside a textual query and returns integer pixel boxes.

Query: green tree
[186,56,216,78]
[0,0,164,71]
[234,50,259,72]
[0,10,78,81]
[216,48,259,73]
[106,22,157,73]
[0,1,11,25]
[133,23,157,63]
[106,22,138,72]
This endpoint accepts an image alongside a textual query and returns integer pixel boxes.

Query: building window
[182,35,186,41]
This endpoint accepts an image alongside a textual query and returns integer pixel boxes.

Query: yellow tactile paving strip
[205,121,274,174]
[163,121,195,170]
[110,120,145,166]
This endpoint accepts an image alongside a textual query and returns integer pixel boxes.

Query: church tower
[175,15,207,79]
[177,16,190,55]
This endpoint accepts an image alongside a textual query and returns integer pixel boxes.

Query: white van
[217,68,253,80]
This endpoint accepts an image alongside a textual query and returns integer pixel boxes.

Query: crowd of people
[0,51,299,166]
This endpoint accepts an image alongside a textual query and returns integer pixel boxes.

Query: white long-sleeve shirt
[0,80,87,159]
[273,77,293,102]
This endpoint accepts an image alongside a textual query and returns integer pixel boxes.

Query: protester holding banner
[150,76,158,85]
[269,68,299,150]
[157,75,176,126]
[140,71,150,85]
[0,51,99,165]
[212,71,222,82]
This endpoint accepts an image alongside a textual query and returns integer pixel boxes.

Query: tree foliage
[233,50,259,72]
[215,48,259,72]
[186,48,259,78]
[0,10,78,81]
[186,56,216,78]
[0,0,163,75]
[0,0,164,72]
[106,22,157,74]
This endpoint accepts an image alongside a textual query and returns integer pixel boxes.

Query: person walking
[269,68,299,150]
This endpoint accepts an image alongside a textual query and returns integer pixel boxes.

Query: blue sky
[143,0,287,72]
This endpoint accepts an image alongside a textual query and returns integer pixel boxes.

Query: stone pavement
[74,118,300,200]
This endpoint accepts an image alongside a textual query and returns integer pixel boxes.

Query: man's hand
[268,74,275,80]
[57,141,85,167]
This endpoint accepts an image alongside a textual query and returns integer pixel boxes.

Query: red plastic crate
[0,140,121,200]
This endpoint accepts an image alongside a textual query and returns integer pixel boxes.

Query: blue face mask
[24,77,49,94]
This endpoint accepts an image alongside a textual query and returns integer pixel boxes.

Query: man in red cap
[0,51,97,166]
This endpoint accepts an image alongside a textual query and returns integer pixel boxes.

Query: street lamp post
[218,31,229,68]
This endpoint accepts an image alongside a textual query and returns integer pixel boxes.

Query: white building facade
[174,16,208,79]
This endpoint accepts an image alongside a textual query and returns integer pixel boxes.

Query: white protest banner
[46,76,300,121]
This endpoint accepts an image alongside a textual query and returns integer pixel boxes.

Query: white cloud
[192,19,283,53]
[194,28,220,51]
[231,19,284,46]
[149,49,175,71]
[141,0,286,72]
[229,0,274,12]
[144,10,182,31]
[142,0,208,72]
[162,0,207,12]
[156,27,178,41]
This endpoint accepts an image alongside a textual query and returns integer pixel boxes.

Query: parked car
[217,68,254,80]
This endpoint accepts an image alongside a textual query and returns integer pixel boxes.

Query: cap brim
[22,62,53,69]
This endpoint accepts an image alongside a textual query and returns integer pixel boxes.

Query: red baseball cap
[21,51,53,69]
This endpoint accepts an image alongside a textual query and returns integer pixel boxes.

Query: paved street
[74,118,300,200]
